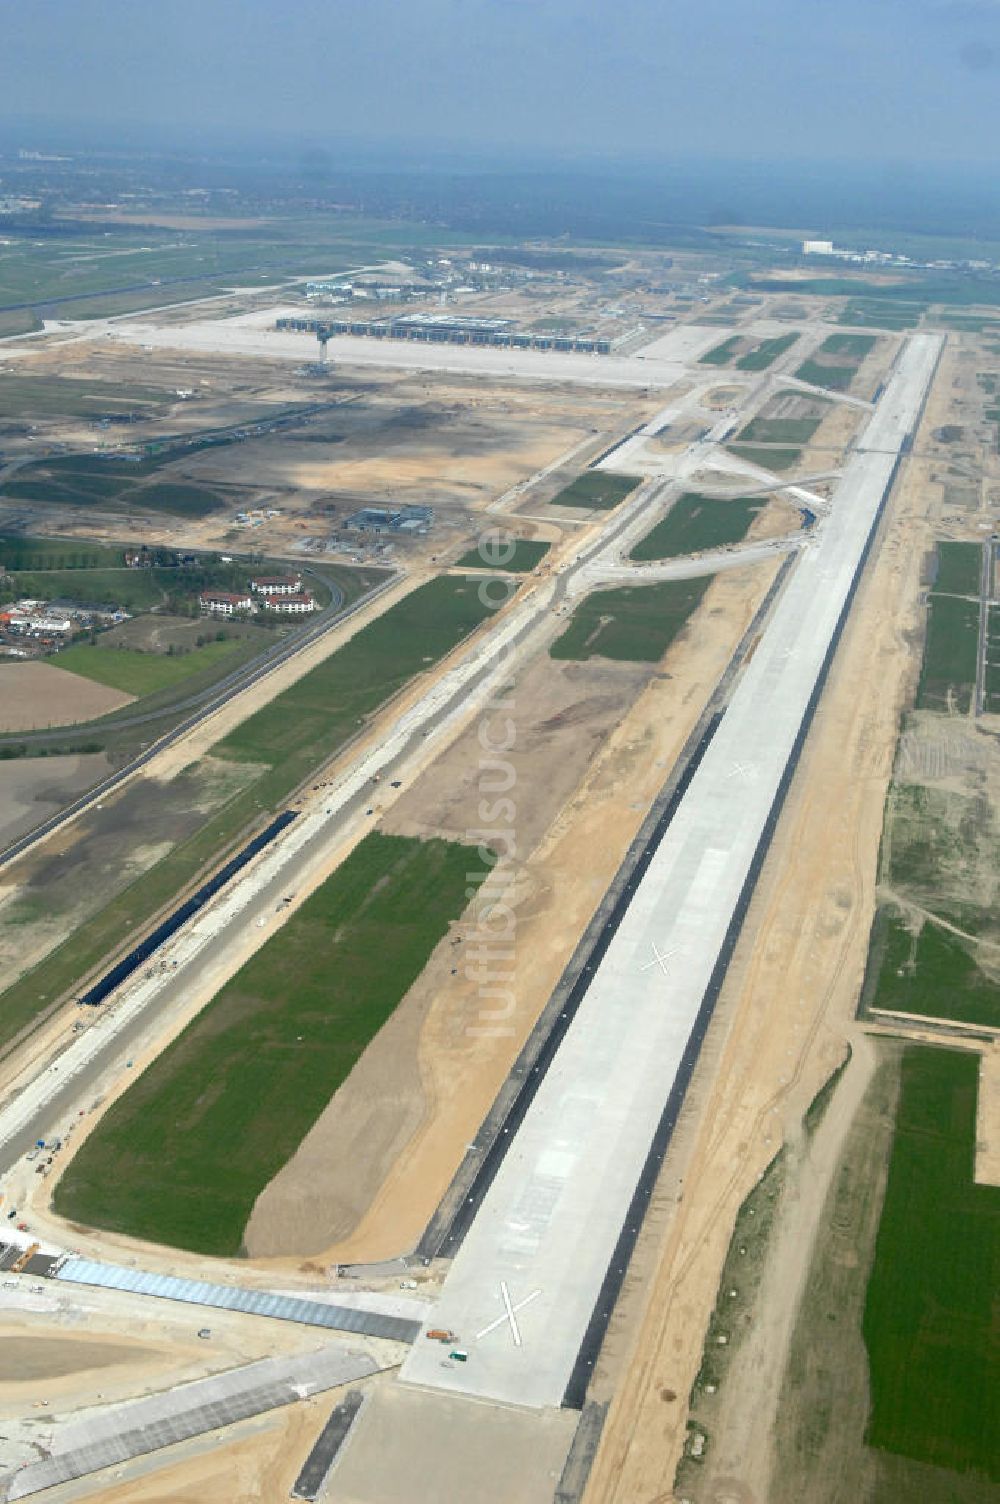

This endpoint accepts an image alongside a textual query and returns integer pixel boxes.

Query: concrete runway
[399,334,941,1410]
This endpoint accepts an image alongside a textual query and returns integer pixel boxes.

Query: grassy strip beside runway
[551,575,712,662]
[0,576,499,1053]
[629,493,764,561]
[54,832,482,1255]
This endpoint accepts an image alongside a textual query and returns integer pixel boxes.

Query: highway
[399,333,942,1410]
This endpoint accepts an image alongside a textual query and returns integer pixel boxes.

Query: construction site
[0,243,996,1504]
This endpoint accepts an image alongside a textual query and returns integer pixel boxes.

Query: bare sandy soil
[583,381,943,1504]
[0,752,111,853]
[976,1043,1000,1186]
[244,653,650,1256]
[0,661,133,731]
[244,559,779,1268]
[327,1382,576,1504]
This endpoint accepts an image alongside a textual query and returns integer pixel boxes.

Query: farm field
[547,471,642,510]
[629,492,764,561]
[0,574,495,1051]
[53,831,482,1255]
[551,575,712,661]
[2,453,227,518]
[863,1046,999,1479]
[864,911,1000,1028]
[726,442,802,472]
[0,660,133,732]
[796,332,879,391]
[455,536,550,572]
[916,593,979,713]
[931,539,982,597]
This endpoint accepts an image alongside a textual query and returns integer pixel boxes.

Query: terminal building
[277,313,612,355]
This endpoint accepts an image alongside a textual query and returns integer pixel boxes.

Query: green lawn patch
[548,471,642,510]
[726,443,802,472]
[3,568,167,612]
[53,832,483,1255]
[916,594,980,713]
[866,912,1000,1028]
[551,575,712,662]
[931,540,982,597]
[819,333,878,359]
[2,453,228,517]
[699,336,742,367]
[0,535,125,572]
[456,536,550,572]
[629,492,763,561]
[735,333,800,371]
[54,639,246,697]
[794,359,859,392]
[735,414,824,445]
[863,1045,1000,1478]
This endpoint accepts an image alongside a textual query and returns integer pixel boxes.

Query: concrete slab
[399,335,941,1410]
[326,1382,576,1504]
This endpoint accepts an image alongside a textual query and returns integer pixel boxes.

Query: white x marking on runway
[640,941,678,977]
[476,1282,542,1346]
[727,760,755,780]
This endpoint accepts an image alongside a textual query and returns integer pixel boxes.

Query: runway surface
[399,333,941,1410]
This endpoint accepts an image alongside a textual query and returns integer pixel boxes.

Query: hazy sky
[2,0,998,163]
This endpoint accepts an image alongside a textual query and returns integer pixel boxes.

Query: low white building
[200,591,253,617]
[262,592,316,615]
[250,575,302,596]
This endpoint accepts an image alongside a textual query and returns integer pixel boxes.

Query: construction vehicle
[11,1243,39,1274]
[426,1328,456,1344]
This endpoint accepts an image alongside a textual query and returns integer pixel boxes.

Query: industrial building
[277,314,612,355]
[343,504,433,536]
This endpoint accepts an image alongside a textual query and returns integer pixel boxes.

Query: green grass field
[794,359,859,392]
[3,568,167,611]
[0,535,125,571]
[735,413,824,446]
[551,575,712,662]
[0,375,168,420]
[931,540,982,597]
[0,574,487,1055]
[629,492,763,561]
[863,1045,1000,1479]
[865,912,1000,1028]
[916,593,980,713]
[726,443,802,472]
[54,638,248,697]
[2,453,227,518]
[53,832,482,1255]
[819,333,878,359]
[455,537,550,572]
[699,336,742,366]
[735,333,800,371]
[216,575,498,773]
[548,471,642,510]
